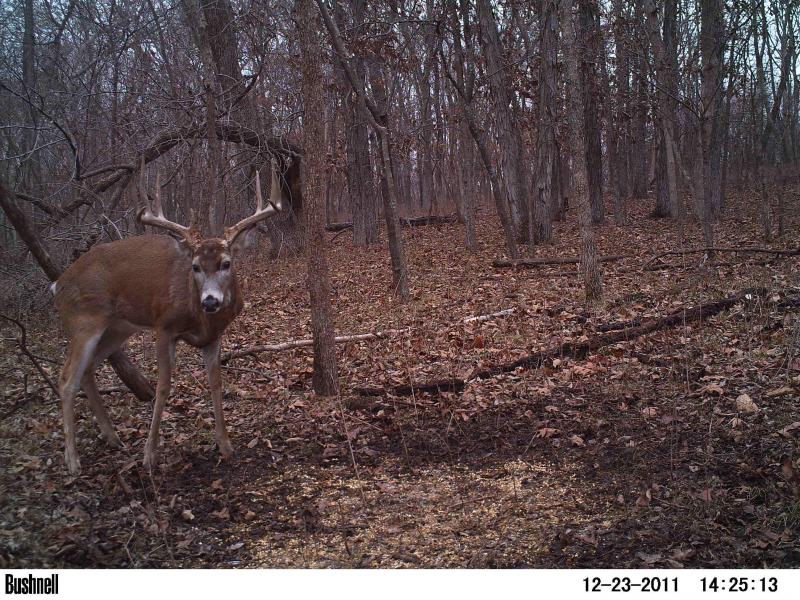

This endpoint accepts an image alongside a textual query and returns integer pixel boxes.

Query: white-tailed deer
[53,160,283,475]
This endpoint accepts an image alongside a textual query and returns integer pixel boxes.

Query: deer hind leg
[202,339,233,459]
[59,325,104,475]
[82,325,138,448]
[81,373,123,448]
[143,333,175,471]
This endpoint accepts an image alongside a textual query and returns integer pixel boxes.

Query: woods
[1,0,799,570]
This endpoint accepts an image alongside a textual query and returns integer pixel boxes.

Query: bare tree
[699,0,726,248]
[579,0,604,224]
[534,0,559,243]
[315,0,411,301]
[561,0,603,308]
[297,0,339,395]
[476,0,532,244]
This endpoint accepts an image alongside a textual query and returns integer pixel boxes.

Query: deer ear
[174,236,194,259]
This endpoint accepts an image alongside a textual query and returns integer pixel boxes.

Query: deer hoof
[105,431,124,449]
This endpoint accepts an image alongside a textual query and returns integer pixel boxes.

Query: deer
[52,160,284,475]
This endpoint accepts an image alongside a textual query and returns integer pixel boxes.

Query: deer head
[137,159,283,314]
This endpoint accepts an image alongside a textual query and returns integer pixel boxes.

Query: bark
[699,0,725,247]
[534,0,559,243]
[579,0,604,224]
[297,0,340,396]
[343,0,377,247]
[444,80,519,259]
[561,0,603,309]
[630,0,649,198]
[645,0,678,219]
[611,0,629,224]
[476,0,531,244]
[754,3,793,243]
[457,123,478,252]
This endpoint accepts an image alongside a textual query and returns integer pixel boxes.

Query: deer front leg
[203,339,233,459]
[143,333,175,470]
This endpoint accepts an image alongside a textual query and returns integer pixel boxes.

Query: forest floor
[1,183,800,568]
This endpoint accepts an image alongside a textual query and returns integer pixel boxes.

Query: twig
[493,255,628,268]
[646,246,800,267]
[0,314,58,396]
[0,314,59,419]
[222,328,408,363]
[464,308,516,323]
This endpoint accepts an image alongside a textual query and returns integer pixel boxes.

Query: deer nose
[201,296,221,312]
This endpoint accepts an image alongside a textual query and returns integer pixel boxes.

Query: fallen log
[353,288,766,397]
[325,222,353,232]
[493,255,627,269]
[646,246,800,267]
[401,214,458,227]
[222,328,408,363]
[326,214,458,233]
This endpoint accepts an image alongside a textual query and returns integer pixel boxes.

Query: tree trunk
[315,0,411,301]
[630,0,649,199]
[476,0,531,244]
[297,0,340,396]
[534,0,559,243]
[700,0,725,247]
[20,0,40,191]
[754,4,793,244]
[343,0,377,247]
[561,0,603,308]
[611,0,629,224]
[645,0,678,219]
[579,0,604,224]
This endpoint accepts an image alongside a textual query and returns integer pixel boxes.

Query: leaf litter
[0,188,799,567]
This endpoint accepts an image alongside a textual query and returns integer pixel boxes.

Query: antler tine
[269,158,282,208]
[154,169,164,216]
[223,159,284,245]
[138,155,149,210]
[255,169,263,212]
[136,159,192,241]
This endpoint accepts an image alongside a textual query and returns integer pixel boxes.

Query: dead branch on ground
[353,288,767,397]
[493,255,628,269]
[222,328,409,363]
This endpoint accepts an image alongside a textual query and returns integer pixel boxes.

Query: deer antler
[223,158,283,245]
[137,157,194,242]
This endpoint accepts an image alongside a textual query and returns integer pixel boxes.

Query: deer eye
[221,260,231,271]
[192,264,201,273]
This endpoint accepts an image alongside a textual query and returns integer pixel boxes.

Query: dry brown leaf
[701,383,725,396]
[535,427,560,439]
[735,394,759,413]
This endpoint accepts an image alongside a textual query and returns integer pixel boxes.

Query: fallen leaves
[535,427,560,439]
[735,394,759,414]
